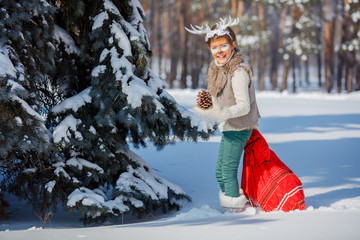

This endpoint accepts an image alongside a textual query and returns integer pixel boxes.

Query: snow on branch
[66,157,104,174]
[92,12,109,31]
[53,115,83,143]
[51,87,92,114]
[116,149,185,200]
[53,25,80,55]
[67,187,130,217]
[0,46,17,78]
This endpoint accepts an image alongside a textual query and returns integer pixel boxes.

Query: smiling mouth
[217,54,226,60]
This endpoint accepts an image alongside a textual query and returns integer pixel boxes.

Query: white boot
[239,188,244,195]
[219,190,246,212]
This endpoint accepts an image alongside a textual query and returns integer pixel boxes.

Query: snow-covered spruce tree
[46,0,215,223]
[0,0,57,213]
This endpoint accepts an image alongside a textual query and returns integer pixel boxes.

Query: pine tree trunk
[337,52,345,93]
[258,3,266,91]
[298,58,303,88]
[353,2,360,91]
[305,58,310,86]
[231,0,237,17]
[337,1,349,93]
[317,29,322,88]
[190,4,205,89]
[142,0,148,15]
[269,35,278,90]
[342,0,356,93]
[190,26,198,89]
[236,0,244,17]
[148,0,155,68]
[269,17,279,90]
[292,57,296,93]
[324,0,336,93]
[154,0,162,76]
[179,0,190,89]
[270,3,287,91]
[230,0,244,18]
[315,2,323,88]
[281,58,291,92]
[166,1,180,88]
[345,51,355,92]
[249,2,257,70]
[163,0,170,79]
[356,61,360,91]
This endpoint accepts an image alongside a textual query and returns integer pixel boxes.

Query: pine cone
[196,90,213,110]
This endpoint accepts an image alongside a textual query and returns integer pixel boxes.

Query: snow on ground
[1,89,360,240]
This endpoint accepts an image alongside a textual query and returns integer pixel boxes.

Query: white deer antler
[216,16,240,29]
[184,24,211,35]
[185,16,240,41]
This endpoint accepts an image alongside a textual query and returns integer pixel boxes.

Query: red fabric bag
[241,129,305,212]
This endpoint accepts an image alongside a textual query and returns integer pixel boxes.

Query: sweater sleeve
[193,68,250,123]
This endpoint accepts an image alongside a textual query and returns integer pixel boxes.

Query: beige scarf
[207,49,252,97]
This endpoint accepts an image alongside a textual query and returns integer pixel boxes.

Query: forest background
[141,0,360,93]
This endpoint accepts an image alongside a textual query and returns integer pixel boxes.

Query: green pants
[216,130,252,197]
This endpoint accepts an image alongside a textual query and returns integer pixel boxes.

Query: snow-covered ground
[1,89,360,240]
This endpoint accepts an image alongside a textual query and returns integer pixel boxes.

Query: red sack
[241,129,305,212]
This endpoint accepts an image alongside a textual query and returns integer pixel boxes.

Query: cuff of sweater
[193,106,231,122]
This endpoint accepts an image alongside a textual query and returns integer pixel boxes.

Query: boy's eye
[210,44,230,53]
[211,47,218,53]
[220,44,229,51]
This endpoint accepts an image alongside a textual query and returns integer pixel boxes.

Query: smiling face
[208,37,235,64]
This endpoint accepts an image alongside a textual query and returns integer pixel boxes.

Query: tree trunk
[179,0,190,89]
[166,1,180,88]
[281,57,291,92]
[258,3,266,91]
[231,0,237,17]
[269,15,279,91]
[142,0,148,15]
[315,2,323,88]
[337,52,345,93]
[292,57,296,93]
[271,3,287,91]
[337,1,349,93]
[356,61,360,91]
[236,0,244,17]
[190,2,205,89]
[298,57,303,88]
[148,0,156,68]
[162,0,170,79]
[191,40,202,89]
[324,0,336,93]
[317,34,322,88]
[154,0,162,76]
[305,58,309,86]
[340,0,356,93]
[345,51,355,92]
[230,0,244,18]
[249,2,257,70]
[353,2,360,91]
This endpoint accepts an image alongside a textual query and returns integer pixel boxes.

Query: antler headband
[185,16,240,41]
